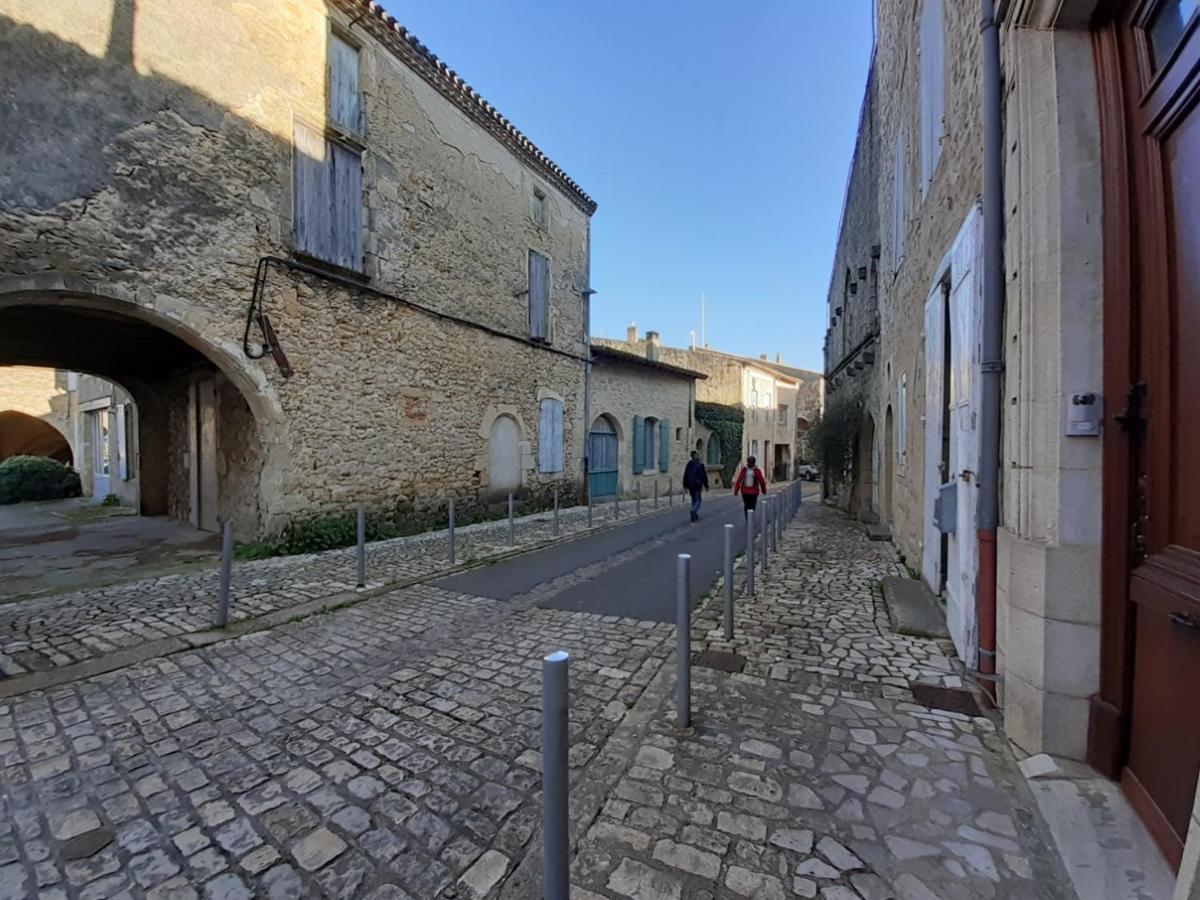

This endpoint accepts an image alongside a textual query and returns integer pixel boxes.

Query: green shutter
[632,415,644,474]
[659,419,670,472]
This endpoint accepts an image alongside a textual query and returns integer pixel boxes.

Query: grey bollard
[356,504,366,588]
[553,489,560,537]
[761,501,769,573]
[770,497,779,552]
[723,524,734,641]
[217,521,233,626]
[587,494,593,528]
[614,491,620,520]
[448,497,456,564]
[508,493,515,546]
[676,553,691,728]
[746,506,756,596]
[541,651,570,900]
[669,482,674,505]
[654,480,659,509]
[636,481,641,516]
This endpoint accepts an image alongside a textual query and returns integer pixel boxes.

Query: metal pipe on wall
[977,0,1004,701]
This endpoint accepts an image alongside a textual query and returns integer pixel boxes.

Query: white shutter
[329,34,361,133]
[898,375,908,463]
[919,0,945,195]
[538,398,564,473]
[331,142,363,271]
[892,133,906,270]
[116,404,129,481]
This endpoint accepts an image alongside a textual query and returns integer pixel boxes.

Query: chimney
[775,353,782,364]
[626,322,638,344]
[646,331,662,362]
[759,354,769,361]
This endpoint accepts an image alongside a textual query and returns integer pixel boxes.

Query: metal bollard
[553,489,560,537]
[676,553,691,728]
[614,491,620,520]
[448,497,456,564]
[587,494,593,528]
[636,481,641,516]
[217,521,233,626]
[356,504,366,588]
[761,501,769,573]
[723,524,734,641]
[508,493,515,546]
[654,480,659,509]
[541,651,570,900]
[669,482,674,505]
[746,506,756,596]
[770,497,779,553]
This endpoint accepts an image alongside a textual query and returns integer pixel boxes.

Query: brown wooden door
[1115,0,1200,868]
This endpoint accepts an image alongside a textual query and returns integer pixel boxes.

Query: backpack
[743,467,757,488]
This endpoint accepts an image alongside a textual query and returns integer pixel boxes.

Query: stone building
[826,0,1200,880]
[587,344,705,501]
[0,366,73,464]
[597,328,820,483]
[0,0,594,537]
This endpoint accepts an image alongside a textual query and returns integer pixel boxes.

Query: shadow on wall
[0,410,72,464]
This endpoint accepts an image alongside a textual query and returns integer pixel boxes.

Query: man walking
[733,455,767,518]
[683,450,709,522]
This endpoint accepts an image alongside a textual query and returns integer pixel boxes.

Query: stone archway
[0,274,286,535]
[0,410,72,464]
[883,405,894,523]
[855,412,876,521]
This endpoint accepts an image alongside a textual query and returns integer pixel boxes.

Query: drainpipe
[977,0,1004,701]
[582,222,596,503]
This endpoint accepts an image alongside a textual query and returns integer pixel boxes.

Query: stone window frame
[531,186,548,229]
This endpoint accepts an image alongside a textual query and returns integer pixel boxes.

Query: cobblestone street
[0,497,1077,898]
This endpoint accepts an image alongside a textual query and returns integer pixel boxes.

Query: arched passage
[0,410,72,464]
[855,412,876,521]
[0,277,285,535]
[883,405,894,523]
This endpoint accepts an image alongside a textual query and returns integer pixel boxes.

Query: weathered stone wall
[0,0,591,535]
[873,0,984,565]
[0,367,72,456]
[589,358,696,500]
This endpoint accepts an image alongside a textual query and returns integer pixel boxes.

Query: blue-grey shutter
[538,399,564,473]
[632,415,644,474]
[528,251,550,341]
[294,122,332,261]
[331,142,363,271]
[659,418,670,472]
[329,34,361,133]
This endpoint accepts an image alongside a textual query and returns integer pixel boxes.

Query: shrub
[695,402,744,487]
[0,455,83,504]
[806,397,863,483]
[101,493,120,507]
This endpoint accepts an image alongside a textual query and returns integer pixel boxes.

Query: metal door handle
[1169,612,1200,632]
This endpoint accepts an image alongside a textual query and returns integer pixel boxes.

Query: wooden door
[1106,0,1200,867]
[588,416,618,497]
[922,282,946,592]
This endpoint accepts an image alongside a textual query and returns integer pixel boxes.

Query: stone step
[881,575,950,639]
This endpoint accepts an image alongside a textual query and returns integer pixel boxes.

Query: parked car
[795,463,821,482]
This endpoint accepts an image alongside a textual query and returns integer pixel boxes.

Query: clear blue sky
[386,2,875,371]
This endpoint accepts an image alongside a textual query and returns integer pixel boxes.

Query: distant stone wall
[0,366,70,442]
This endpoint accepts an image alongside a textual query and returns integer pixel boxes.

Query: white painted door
[945,206,983,665]
[196,378,219,533]
[91,410,111,502]
[922,285,946,593]
[489,415,521,495]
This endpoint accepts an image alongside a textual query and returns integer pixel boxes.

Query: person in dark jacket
[733,455,767,518]
[682,450,709,521]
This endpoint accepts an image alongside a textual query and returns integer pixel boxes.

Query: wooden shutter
[919,0,944,194]
[632,415,644,474]
[116,403,128,481]
[659,418,670,472]
[892,133,906,270]
[539,399,564,473]
[528,251,550,341]
[331,142,363,271]
[294,122,332,262]
[328,34,361,133]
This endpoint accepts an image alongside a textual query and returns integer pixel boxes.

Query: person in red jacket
[733,455,767,518]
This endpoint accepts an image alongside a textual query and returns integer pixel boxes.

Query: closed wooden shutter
[539,398,564,473]
[116,403,128,481]
[632,415,644,474]
[293,122,362,271]
[331,142,363,271]
[919,0,944,195]
[329,34,361,134]
[528,251,550,341]
[294,122,332,262]
[659,418,670,472]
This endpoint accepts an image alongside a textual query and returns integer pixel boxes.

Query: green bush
[695,402,744,487]
[0,455,83,504]
[101,493,121,507]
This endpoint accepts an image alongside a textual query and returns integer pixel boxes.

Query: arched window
[489,415,521,493]
[706,434,721,465]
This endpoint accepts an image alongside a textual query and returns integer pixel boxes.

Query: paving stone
[457,849,510,898]
[652,839,721,879]
[606,858,682,900]
[768,827,813,854]
[290,827,347,872]
[49,808,101,841]
[725,866,785,899]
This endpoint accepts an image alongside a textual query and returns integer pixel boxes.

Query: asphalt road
[435,482,820,623]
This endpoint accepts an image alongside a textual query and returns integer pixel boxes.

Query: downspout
[582,220,595,503]
[977,0,1004,701]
